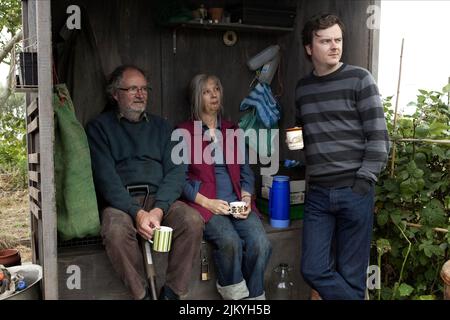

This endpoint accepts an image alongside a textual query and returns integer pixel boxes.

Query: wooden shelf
[167,20,294,33]
[15,85,38,93]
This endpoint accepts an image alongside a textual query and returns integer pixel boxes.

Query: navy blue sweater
[86,111,186,219]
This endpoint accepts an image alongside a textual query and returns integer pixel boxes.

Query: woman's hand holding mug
[206,199,230,215]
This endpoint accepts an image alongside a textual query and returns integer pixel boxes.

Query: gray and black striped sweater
[295,63,389,187]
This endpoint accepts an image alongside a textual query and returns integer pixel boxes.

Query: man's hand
[135,208,164,240]
[351,178,373,196]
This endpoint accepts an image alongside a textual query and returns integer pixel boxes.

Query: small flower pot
[208,7,224,23]
[0,248,22,267]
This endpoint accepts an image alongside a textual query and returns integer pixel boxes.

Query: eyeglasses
[118,86,152,95]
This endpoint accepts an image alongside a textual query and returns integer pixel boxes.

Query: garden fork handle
[141,237,157,300]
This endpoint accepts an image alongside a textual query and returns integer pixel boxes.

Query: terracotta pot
[208,7,223,23]
[0,248,22,267]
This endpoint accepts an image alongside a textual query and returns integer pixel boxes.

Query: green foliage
[0,0,22,35]
[372,86,450,300]
[0,0,25,190]
[0,89,26,190]
[398,283,414,297]
[0,0,22,67]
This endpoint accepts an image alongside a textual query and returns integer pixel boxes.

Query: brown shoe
[310,289,322,300]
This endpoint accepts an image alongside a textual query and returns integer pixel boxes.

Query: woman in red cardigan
[178,74,272,300]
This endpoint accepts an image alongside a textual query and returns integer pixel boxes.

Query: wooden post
[441,260,450,300]
[448,76,450,106]
[36,0,58,300]
[390,38,404,177]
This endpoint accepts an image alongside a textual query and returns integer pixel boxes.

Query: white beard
[120,105,145,122]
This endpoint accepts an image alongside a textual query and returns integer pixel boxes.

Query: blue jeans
[204,212,272,298]
[301,184,374,300]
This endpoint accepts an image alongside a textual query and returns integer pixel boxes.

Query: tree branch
[0,29,23,64]
[0,65,13,110]
[396,138,450,145]
[406,222,449,234]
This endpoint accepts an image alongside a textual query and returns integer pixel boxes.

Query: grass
[0,185,32,263]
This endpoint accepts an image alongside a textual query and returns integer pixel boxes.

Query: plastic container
[19,52,38,86]
[257,52,280,85]
[256,198,304,220]
[247,45,280,71]
[269,175,290,228]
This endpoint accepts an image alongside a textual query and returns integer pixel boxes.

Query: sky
[378,0,450,114]
[1,0,450,113]
[0,41,9,85]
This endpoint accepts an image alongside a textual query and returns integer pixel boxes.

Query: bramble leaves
[372,87,449,300]
[398,283,414,297]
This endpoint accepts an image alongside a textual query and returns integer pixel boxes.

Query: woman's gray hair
[189,74,223,121]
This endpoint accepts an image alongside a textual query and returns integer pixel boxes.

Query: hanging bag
[53,84,100,240]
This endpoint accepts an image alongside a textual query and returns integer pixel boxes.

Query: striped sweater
[295,63,389,187]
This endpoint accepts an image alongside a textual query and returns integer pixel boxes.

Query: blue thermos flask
[269,175,290,228]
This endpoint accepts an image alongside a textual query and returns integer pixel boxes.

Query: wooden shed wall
[50,0,378,161]
[24,0,378,299]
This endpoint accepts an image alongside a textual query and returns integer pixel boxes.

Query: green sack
[238,108,278,157]
[53,84,100,240]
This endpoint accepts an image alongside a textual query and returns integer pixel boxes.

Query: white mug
[286,127,304,150]
[228,201,247,216]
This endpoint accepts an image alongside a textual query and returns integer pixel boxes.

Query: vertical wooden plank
[36,0,58,300]
[369,0,381,80]
[26,0,37,51]
[22,0,40,272]
[21,0,29,48]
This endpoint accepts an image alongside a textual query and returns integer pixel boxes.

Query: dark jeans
[204,212,272,299]
[101,197,204,299]
[301,184,374,300]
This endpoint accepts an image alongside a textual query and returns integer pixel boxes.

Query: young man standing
[295,13,389,299]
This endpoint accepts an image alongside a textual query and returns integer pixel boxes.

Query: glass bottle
[199,4,207,20]
[269,263,294,300]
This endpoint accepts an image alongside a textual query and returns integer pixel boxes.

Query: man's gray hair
[189,74,223,121]
[106,65,148,104]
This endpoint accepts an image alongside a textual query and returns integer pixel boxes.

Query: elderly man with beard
[86,65,204,300]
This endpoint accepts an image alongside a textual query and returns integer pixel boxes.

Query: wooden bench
[57,217,310,299]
